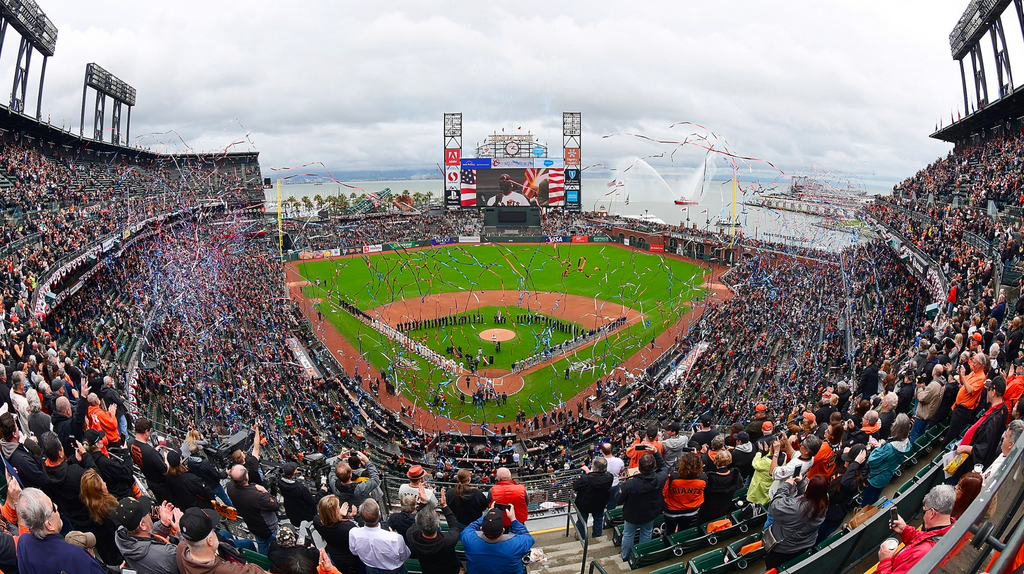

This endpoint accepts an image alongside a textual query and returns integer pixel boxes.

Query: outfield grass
[297,244,707,423]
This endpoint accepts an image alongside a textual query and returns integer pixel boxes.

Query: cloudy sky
[0,1,995,184]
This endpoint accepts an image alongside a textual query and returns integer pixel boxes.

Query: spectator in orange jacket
[487,467,528,526]
[626,426,664,469]
[85,394,120,447]
[1003,362,1024,415]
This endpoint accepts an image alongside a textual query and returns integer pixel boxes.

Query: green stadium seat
[815,527,847,550]
[726,532,765,570]
[627,527,704,570]
[242,549,272,570]
[731,487,748,501]
[687,548,734,574]
[406,559,422,574]
[648,562,688,574]
[896,477,917,495]
[779,548,813,570]
[614,515,664,546]
[607,507,624,525]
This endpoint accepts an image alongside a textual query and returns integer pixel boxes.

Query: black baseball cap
[83,429,104,446]
[482,508,504,537]
[115,496,153,531]
[842,444,867,463]
[667,422,682,433]
[282,462,299,476]
[699,414,713,426]
[179,507,219,542]
[986,376,1006,395]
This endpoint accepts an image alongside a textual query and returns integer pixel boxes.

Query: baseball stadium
[0,2,1020,574]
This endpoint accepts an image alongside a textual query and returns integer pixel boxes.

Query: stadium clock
[505,141,520,156]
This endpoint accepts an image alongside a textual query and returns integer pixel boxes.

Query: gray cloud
[1,1,975,184]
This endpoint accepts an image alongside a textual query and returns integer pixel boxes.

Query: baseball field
[296,243,707,423]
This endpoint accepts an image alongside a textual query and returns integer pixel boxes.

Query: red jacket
[490,479,528,526]
[877,521,955,574]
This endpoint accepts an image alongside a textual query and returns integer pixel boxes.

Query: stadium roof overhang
[930,85,1024,144]
[0,105,259,163]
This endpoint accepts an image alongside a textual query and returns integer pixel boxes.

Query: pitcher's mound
[479,328,516,342]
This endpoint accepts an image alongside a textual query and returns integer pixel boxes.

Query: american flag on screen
[547,168,565,206]
[461,169,477,207]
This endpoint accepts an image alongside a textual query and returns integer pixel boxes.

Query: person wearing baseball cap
[661,422,689,471]
[177,507,264,574]
[114,496,181,574]
[399,465,436,507]
[460,506,534,574]
[951,376,1010,484]
[745,404,769,442]
[278,461,323,528]
[689,415,719,450]
[81,428,135,500]
[166,451,217,513]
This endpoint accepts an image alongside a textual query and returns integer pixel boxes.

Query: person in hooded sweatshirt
[114,496,181,574]
[729,432,756,484]
[39,431,93,532]
[277,462,322,527]
[616,450,668,562]
[405,489,463,574]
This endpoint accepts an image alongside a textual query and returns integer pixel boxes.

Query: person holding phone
[877,485,955,574]
[488,467,528,527]
[764,474,829,569]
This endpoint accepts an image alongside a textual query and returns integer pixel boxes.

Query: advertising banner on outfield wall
[650,245,665,252]
[623,238,630,246]
[299,251,313,260]
[387,241,420,250]
[545,236,567,243]
[431,237,456,246]
[363,244,383,254]
[571,236,588,243]
[330,249,341,257]
[590,235,611,243]
[459,236,481,243]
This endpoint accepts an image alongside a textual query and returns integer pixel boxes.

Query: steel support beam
[960,58,971,117]
[0,18,7,61]
[10,37,31,113]
[971,43,990,109]
[93,92,105,141]
[35,55,46,120]
[111,99,121,145]
[125,106,131,144]
[79,68,87,137]
[1016,0,1024,43]
[991,18,1013,98]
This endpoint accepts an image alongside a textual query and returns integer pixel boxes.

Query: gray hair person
[14,486,106,572]
[879,485,955,570]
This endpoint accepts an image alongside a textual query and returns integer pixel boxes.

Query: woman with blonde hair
[313,495,364,574]
[181,428,203,458]
[446,468,488,527]
[79,468,124,567]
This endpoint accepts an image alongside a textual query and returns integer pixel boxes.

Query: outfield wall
[284,233,737,264]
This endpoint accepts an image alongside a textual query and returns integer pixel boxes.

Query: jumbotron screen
[467,167,565,208]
